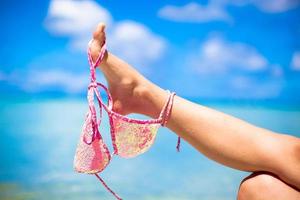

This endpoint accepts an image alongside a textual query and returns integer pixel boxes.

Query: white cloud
[158,2,232,23]
[158,0,299,24]
[191,36,268,74]
[291,51,300,70]
[22,70,89,93]
[109,21,166,68]
[250,0,300,13]
[46,0,112,36]
[45,0,166,68]
[222,0,300,13]
[178,36,284,98]
[45,0,112,50]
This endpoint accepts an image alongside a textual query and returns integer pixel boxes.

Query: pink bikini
[74,40,180,199]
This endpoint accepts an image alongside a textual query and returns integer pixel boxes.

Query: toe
[91,23,106,63]
[93,23,106,42]
[97,22,106,32]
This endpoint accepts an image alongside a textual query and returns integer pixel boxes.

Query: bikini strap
[87,40,114,111]
[82,86,102,145]
[95,174,122,200]
[158,91,181,152]
[83,40,109,145]
[86,41,122,200]
[87,40,107,68]
[159,91,175,126]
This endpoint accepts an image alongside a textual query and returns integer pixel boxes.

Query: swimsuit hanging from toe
[73,40,181,200]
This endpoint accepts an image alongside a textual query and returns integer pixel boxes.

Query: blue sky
[0,0,300,103]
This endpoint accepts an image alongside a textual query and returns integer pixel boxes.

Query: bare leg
[90,24,300,190]
[238,172,300,200]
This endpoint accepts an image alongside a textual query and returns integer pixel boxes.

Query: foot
[90,23,166,117]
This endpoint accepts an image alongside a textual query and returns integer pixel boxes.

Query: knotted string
[82,40,107,145]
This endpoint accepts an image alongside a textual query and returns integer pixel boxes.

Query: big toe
[91,23,106,63]
[93,23,106,45]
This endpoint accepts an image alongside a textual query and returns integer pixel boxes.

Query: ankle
[133,80,169,118]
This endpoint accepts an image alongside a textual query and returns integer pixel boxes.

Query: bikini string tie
[95,174,122,200]
[159,92,181,152]
[86,40,122,200]
[83,39,107,145]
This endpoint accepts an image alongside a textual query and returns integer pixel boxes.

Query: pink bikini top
[74,40,180,200]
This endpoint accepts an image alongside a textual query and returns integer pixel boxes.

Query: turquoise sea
[0,97,299,200]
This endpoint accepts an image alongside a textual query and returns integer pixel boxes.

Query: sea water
[0,97,299,200]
